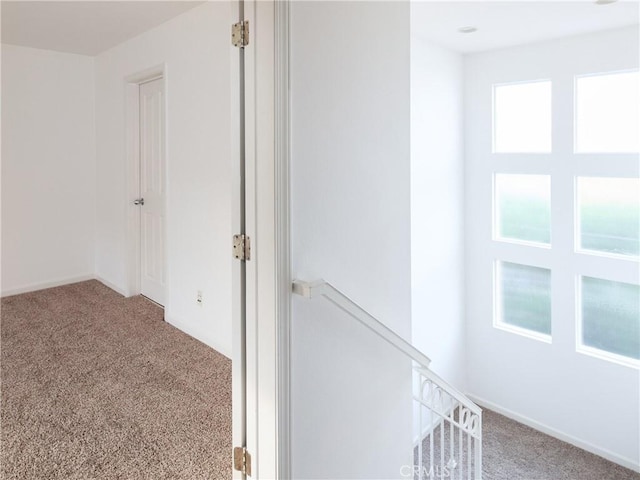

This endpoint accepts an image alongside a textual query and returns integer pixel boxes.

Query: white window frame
[492,78,553,154]
[493,259,553,343]
[492,173,553,249]
[574,175,640,261]
[487,71,640,364]
[575,272,640,369]
[573,68,640,155]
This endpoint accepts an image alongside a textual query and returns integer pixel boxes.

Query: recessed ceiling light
[458,26,478,34]
[595,0,618,4]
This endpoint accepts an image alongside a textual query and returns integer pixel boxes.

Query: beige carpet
[418,407,640,480]
[482,409,640,480]
[1,280,232,480]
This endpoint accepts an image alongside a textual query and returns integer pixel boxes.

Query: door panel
[139,78,165,305]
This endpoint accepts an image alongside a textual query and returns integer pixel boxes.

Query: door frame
[232,1,292,478]
[274,1,292,477]
[124,64,168,300]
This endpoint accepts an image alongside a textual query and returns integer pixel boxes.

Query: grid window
[488,71,639,364]
[577,177,640,258]
[579,276,640,362]
[495,174,551,245]
[575,70,640,153]
[493,80,552,153]
[496,261,552,337]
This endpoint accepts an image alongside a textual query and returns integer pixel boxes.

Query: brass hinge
[233,234,251,261]
[233,446,252,476]
[232,20,249,48]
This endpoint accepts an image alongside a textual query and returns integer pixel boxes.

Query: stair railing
[293,279,482,480]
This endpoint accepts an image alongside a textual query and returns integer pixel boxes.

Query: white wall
[465,27,640,469]
[94,2,233,356]
[291,2,412,478]
[1,45,96,295]
[410,30,466,389]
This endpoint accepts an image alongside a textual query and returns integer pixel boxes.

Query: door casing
[232,1,292,478]
[138,77,166,305]
[124,64,168,301]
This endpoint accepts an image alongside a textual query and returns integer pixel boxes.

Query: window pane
[494,81,552,153]
[497,261,552,336]
[578,177,640,257]
[495,174,551,245]
[576,71,640,153]
[581,276,640,361]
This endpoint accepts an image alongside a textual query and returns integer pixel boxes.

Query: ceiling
[1,1,205,56]
[412,1,640,53]
[2,1,638,57]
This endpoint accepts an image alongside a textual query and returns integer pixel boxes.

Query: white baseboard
[467,393,640,473]
[1,274,95,298]
[94,276,128,297]
[1,274,131,299]
[164,312,232,359]
[2,278,232,360]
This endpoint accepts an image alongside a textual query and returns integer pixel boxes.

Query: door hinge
[233,234,251,261]
[233,446,252,476]
[232,20,249,48]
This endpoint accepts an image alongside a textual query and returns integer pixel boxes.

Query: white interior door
[138,77,166,305]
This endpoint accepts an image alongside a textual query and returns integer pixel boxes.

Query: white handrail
[292,279,482,417]
[293,279,432,369]
[293,279,482,479]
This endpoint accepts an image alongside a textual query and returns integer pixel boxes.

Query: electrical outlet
[196,290,203,306]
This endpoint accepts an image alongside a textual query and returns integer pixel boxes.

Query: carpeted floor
[1,280,232,480]
[482,409,640,480]
[3,281,638,480]
[417,406,640,480]
[414,409,640,480]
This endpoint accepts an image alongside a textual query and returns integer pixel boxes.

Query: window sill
[493,322,552,344]
[577,345,640,369]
